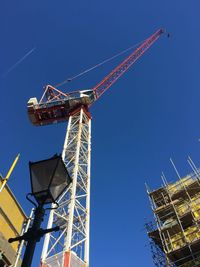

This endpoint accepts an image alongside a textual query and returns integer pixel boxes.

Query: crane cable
[54,38,147,88]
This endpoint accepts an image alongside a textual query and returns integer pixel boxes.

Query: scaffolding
[146,157,200,267]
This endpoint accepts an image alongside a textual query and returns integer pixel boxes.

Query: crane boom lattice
[93,28,164,100]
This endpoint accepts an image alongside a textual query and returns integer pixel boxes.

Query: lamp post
[9,155,71,267]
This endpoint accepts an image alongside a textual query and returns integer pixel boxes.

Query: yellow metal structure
[0,155,27,266]
[167,175,194,195]
[147,170,200,266]
[0,154,20,193]
[0,178,26,250]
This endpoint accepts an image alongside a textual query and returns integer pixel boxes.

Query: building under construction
[146,158,200,267]
[0,156,28,267]
[0,178,27,266]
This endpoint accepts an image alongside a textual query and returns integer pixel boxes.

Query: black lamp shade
[29,155,71,204]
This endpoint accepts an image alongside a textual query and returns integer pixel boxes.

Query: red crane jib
[92,28,164,100]
[27,28,164,126]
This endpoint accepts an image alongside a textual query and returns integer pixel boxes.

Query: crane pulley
[27,28,165,126]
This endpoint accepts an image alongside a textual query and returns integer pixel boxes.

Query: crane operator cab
[27,89,96,126]
[78,89,96,106]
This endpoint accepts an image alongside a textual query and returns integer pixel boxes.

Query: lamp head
[29,155,71,205]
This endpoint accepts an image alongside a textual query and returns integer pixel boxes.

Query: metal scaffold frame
[146,158,200,267]
[41,107,91,267]
[145,221,169,267]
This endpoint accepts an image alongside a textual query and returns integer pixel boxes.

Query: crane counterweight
[27,87,96,126]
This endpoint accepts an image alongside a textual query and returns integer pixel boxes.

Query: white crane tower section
[40,107,91,267]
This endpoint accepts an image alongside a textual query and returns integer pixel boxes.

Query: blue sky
[1,0,200,266]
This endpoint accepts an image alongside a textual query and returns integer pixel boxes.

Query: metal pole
[40,204,55,262]
[13,208,34,267]
[170,158,181,179]
[21,205,45,267]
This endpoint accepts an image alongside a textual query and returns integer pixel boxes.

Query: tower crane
[27,28,165,267]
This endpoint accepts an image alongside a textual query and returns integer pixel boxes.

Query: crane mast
[40,107,91,267]
[27,29,165,267]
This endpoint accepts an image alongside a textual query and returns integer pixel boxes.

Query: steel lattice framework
[41,107,91,267]
[27,29,165,267]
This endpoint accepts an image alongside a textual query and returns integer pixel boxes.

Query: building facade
[0,178,27,266]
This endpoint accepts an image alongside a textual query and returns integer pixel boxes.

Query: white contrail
[2,47,36,77]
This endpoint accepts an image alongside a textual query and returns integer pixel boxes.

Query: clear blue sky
[1,0,200,266]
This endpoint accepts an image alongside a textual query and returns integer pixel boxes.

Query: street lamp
[9,154,71,267]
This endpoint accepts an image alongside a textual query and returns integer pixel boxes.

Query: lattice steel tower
[27,28,164,267]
